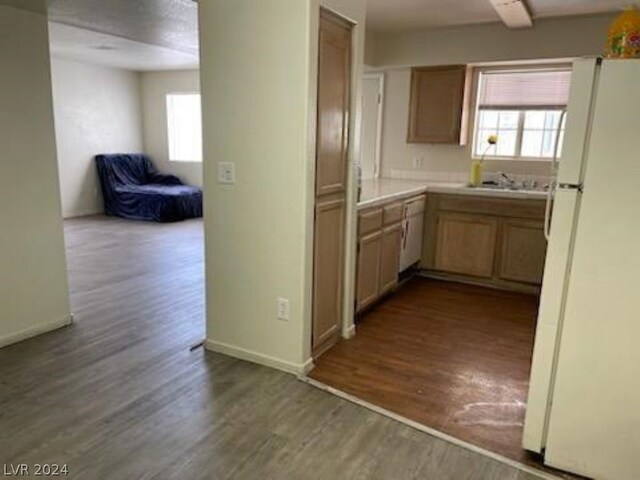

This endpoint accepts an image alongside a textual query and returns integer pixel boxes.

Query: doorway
[48,4,206,351]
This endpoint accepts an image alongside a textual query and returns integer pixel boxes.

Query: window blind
[478,69,572,110]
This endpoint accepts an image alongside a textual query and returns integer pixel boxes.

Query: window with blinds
[473,68,572,159]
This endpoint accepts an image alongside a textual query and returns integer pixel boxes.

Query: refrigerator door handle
[545,109,569,242]
[558,183,584,192]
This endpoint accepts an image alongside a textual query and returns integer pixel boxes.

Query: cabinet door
[434,212,497,278]
[356,231,382,312]
[315,10,352,196]
[499,219,547,284]
[379,223,402,295]
[313,198,346,351]
[407,65,466,144]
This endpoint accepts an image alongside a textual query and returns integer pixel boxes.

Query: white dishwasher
[399,195,426,272]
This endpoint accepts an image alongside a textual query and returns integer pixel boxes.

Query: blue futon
[95,154,202,222]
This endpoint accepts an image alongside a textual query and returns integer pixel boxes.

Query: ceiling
[2,0,200,71]
[4,0,630,69]
[367,0,628,33]
[46,0,199,54]
[49,23,199,71]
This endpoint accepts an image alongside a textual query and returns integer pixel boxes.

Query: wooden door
[407,65,466,144]
[434,212,497,278]
[312,9,352,357]
[379,223,402,295]
[312,198,346,353]
[315,10,352,197]
[499,219,547,284]
[356,231,381,312]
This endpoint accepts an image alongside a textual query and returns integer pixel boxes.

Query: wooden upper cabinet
[315,10,352,196]
[407,65,468,144]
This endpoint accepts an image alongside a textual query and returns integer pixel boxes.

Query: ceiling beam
[488,0,533,29]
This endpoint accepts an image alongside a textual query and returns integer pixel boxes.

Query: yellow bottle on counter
[469,160,483,187]
[606,7,640,59]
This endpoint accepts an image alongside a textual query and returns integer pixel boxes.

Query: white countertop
[358,178,548,209]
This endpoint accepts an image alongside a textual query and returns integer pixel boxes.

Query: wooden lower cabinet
[356,231,382,311]
[356,203,405,312]
[499,219,547,284]
[423,193,548,293]
[312,197,345,354]
[379,223,403,295]
[434,212,498,278]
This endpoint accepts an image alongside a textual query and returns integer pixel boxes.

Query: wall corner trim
[343,323,356,339]
[204,339,313,376]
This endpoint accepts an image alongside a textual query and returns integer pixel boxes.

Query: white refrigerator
[524,58,640,480]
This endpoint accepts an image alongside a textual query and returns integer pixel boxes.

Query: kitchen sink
[472,183,550,193]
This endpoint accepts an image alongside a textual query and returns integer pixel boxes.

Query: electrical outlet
[412,156,423,169]
[277,297,290,321]
[217,162,235,184]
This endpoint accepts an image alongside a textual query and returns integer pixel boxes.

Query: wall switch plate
[217,162,235,184]
[277,297,290,321]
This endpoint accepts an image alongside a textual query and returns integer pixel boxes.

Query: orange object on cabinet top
[606,7,640,59]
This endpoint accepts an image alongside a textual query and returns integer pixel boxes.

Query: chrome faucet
[498,171,515,189]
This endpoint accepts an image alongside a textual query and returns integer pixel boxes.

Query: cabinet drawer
[358,208,383,235]
[383,202,403,226]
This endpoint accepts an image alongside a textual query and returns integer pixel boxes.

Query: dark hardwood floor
[310,277,542,466]
[0,216,543,479]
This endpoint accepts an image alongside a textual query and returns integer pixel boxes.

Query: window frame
[471,65,571,162]
[166,91,203,163]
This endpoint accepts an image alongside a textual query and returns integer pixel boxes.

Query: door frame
[361,73,384,179]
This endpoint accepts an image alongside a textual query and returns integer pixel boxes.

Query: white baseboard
[63,207,101,219]
[0,314,72,348]
[205,339,314,376]
[300,357,315,375]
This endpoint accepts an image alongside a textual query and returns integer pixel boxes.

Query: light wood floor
[0,216,543,479]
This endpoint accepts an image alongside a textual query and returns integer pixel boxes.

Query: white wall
[140,70,202,187]
[200,0,365,373]
[370,14,616,68]
[51,58,144,218]
[0,6,71,347]
[370,13,616,181]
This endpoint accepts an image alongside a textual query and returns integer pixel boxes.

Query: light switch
[217,162,235,184]
[277,297,290,321]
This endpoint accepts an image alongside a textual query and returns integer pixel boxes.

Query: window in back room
[473,68,572,160]
[166,92,203,162]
